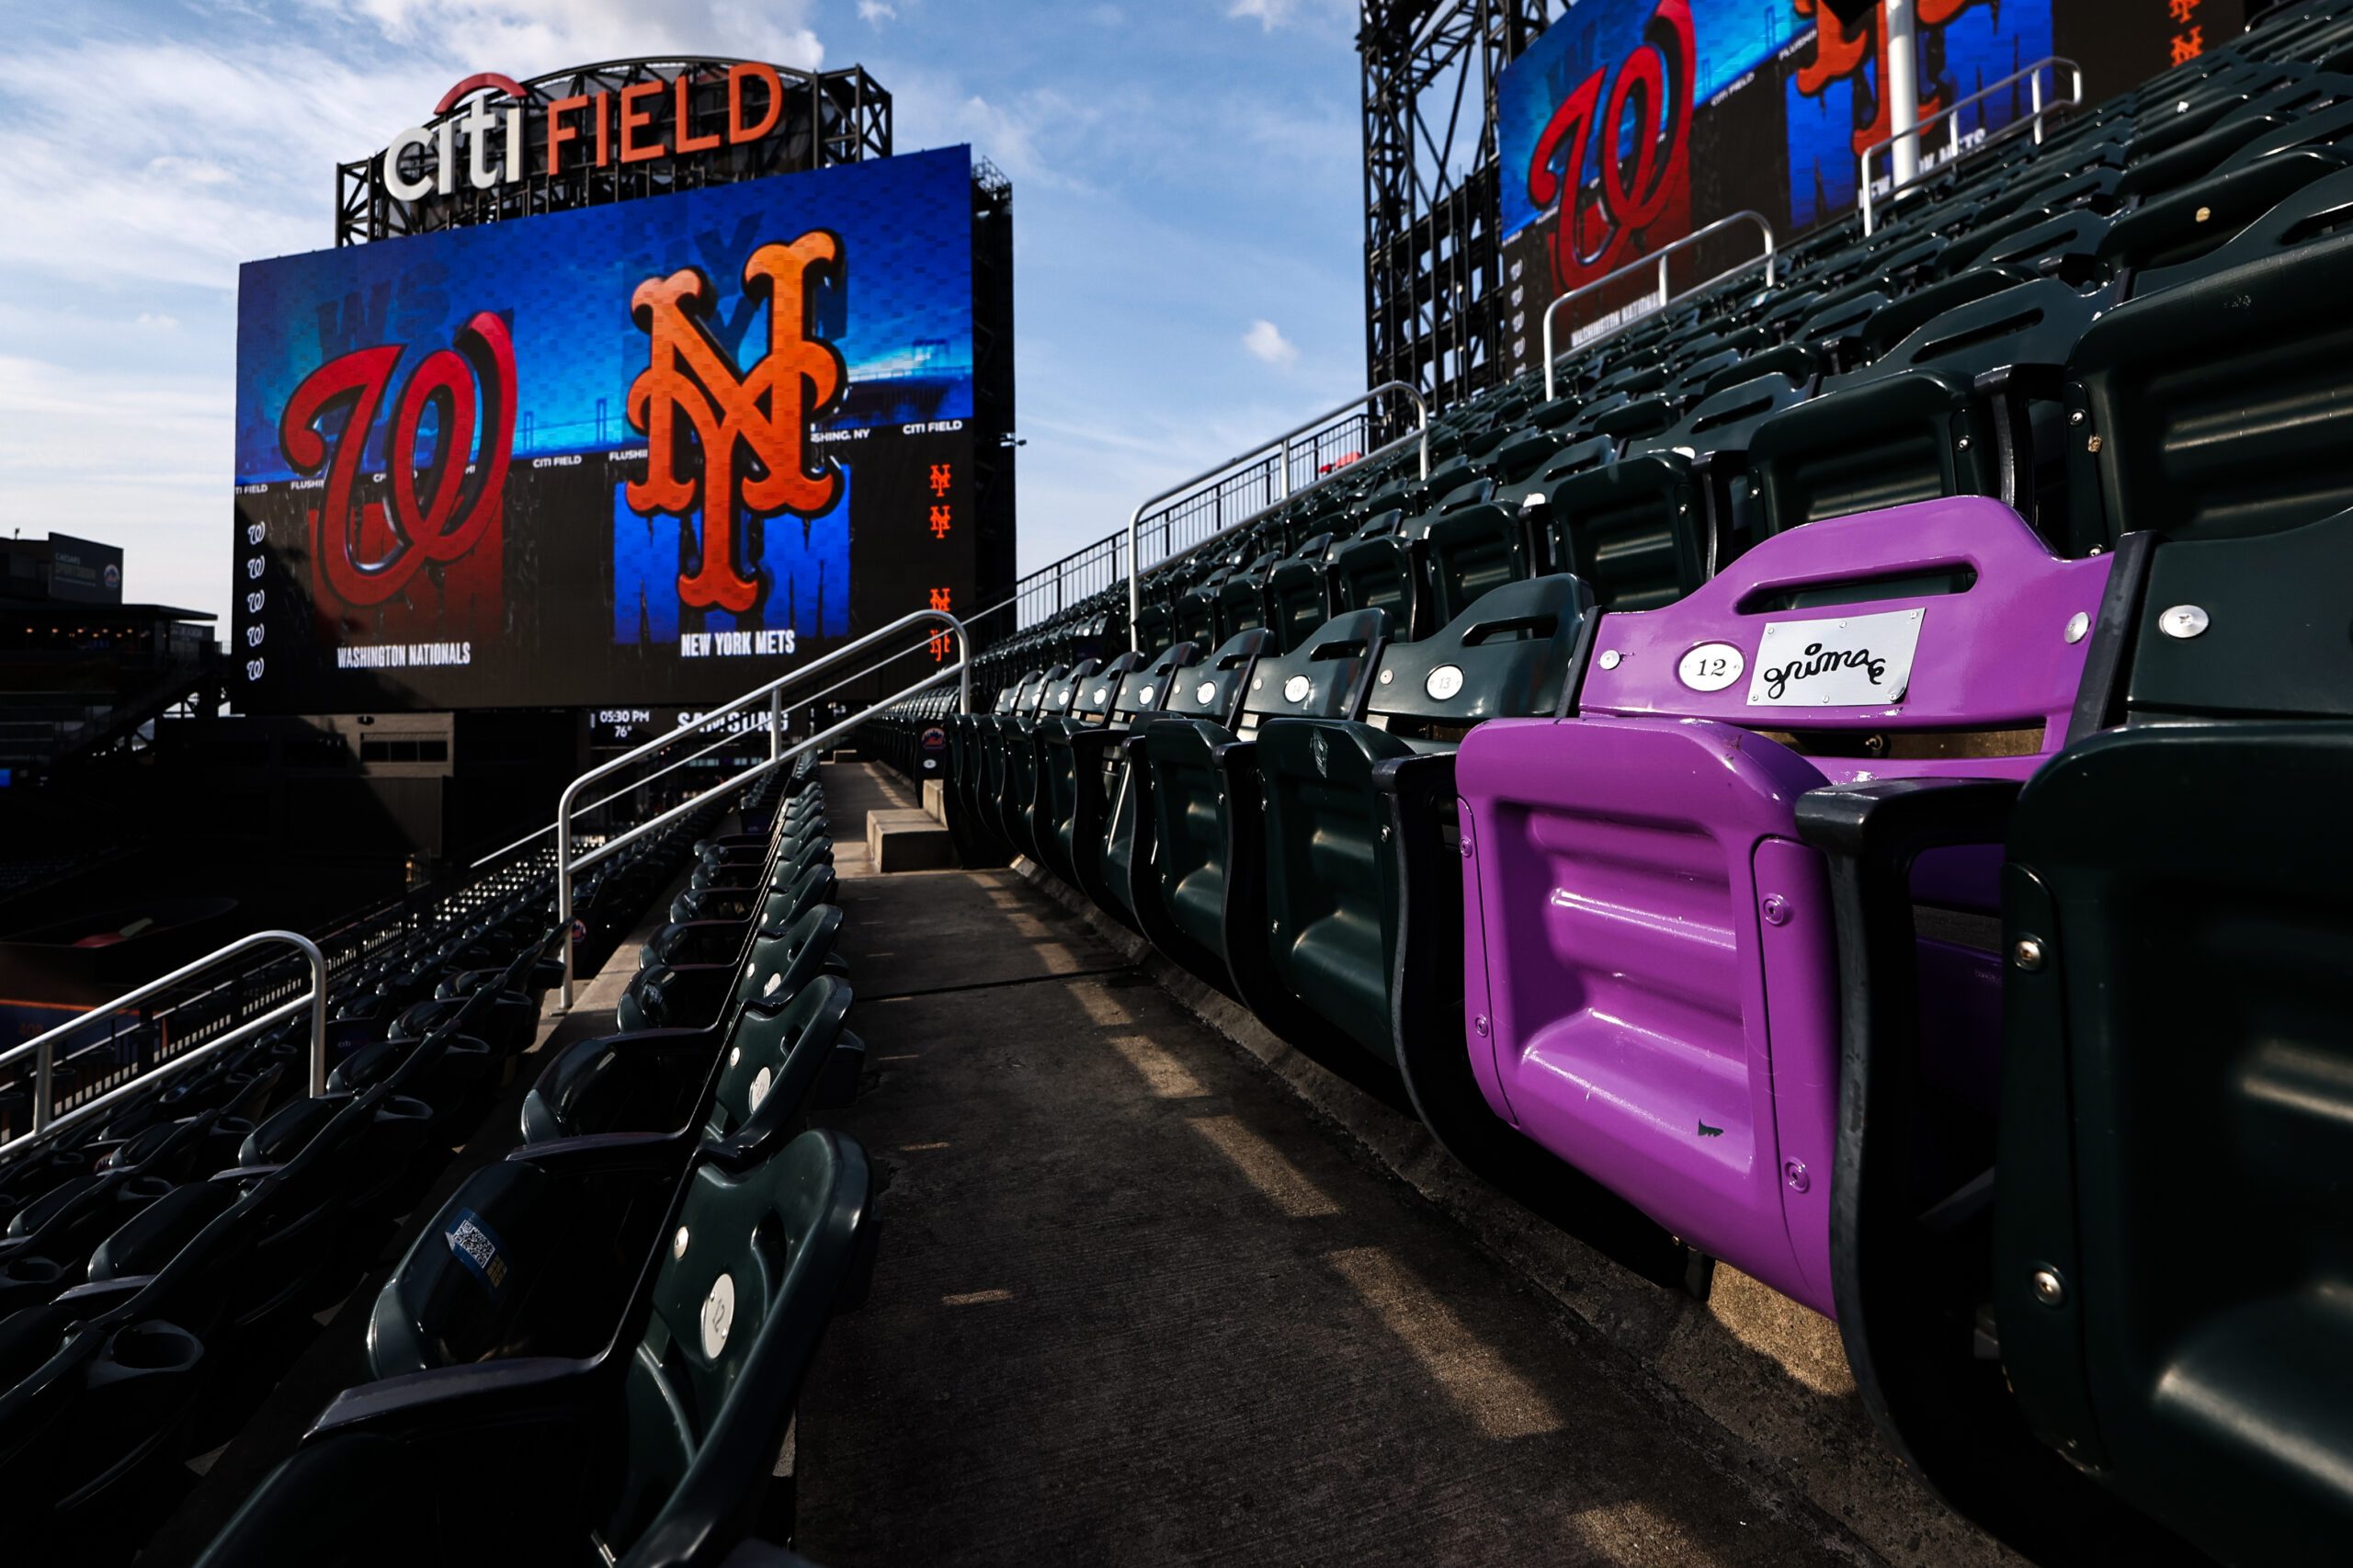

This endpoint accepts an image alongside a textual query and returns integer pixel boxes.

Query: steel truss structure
[335,58,892,245]
[1360,1,1550,415]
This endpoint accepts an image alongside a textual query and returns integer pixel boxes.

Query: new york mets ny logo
[628,232,847,614]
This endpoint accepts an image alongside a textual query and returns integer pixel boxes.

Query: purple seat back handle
[1579,496,2112,767]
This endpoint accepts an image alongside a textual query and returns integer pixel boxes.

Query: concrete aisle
[793,764,1906,1568]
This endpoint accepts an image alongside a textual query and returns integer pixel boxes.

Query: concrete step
[867,807,956,872]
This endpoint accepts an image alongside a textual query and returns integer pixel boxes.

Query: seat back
[1417,500,1534,630]
[1229,608,1390,738]
[731,904,844,1012]
[1752,278,2098,539]
[366,1153,680,1379]
[1539,366,1808,610]
[1328,523,1420,638]
[2105,505,2353,727]
[1077,642,1202,921]
[1161,628,1273,728]
[1265,535,1336,653]
[2069,165,2353,551]
[605,1131,874,1563]
[1214,554,1273,639]
[2097,147,2345,289]
[703,975,858,1158]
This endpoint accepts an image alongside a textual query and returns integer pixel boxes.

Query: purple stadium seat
[1454,495,2113,1314]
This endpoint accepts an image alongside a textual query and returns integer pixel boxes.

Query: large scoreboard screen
[232,145,980,710]
[1491,0,2219,378]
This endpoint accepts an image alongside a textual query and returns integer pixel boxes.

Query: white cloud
[293,0,824,71]
[0,2,832,621]
[916,86,1098,191]
[858,0,896,20]
[1226,0,1351,30]
[1241,318,1298,366]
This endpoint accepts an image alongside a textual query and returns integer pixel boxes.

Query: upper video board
[232,144,980,710]
[1492,0,2216,375]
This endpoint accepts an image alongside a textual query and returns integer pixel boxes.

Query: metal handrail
[0,929,327,1151]
[1126,381,1428,650]
[493,625,974,870]
[553,607,971,1005]
[0,993,315,1158]
[1541,210,1777,400]
[1859,57,2084,234]
[568,662,962,882]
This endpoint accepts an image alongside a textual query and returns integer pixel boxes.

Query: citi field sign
[378,62,798,199]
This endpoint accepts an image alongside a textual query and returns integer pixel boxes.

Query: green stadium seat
[1750,278,2097,541]
[522,975,858,1156]
[1240,576,1587,1101]
[1128,610,1387,994]
[199,1130,875,1568]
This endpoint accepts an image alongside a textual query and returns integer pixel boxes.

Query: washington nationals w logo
[627,233,847,615]
[278,311,517,608]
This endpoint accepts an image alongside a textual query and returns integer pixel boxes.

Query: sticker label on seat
[445,1209,510,1297]
[1746,608,1925,706]
[700,1272,736,1358]
[1425,664,1464,699]
[749,1064,774,1110]
[1195,680,1217,706]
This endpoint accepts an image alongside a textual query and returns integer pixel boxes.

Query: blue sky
[0,0,1366,619]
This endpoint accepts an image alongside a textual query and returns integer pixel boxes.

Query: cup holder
[120,1175,176,1202]
[2,1256,63,1286]
[104,1321,203,1374]
[379,1095,434,1125]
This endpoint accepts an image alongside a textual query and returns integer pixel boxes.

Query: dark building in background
[0,531,216,789]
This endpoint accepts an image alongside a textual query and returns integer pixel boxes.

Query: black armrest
[1370,750,1457,801]
[311,1355,598,1442]
[1069,729,1126,763]
[1792,777,2020,1472]
[206,1163,289,1185]
[50,1276,156,1320]
[1971,362,2072,525]
[558,1021,731,1060]
[504,1128,697,1175]
[1794,777,2023,1133]
[1208,736,1258,774]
